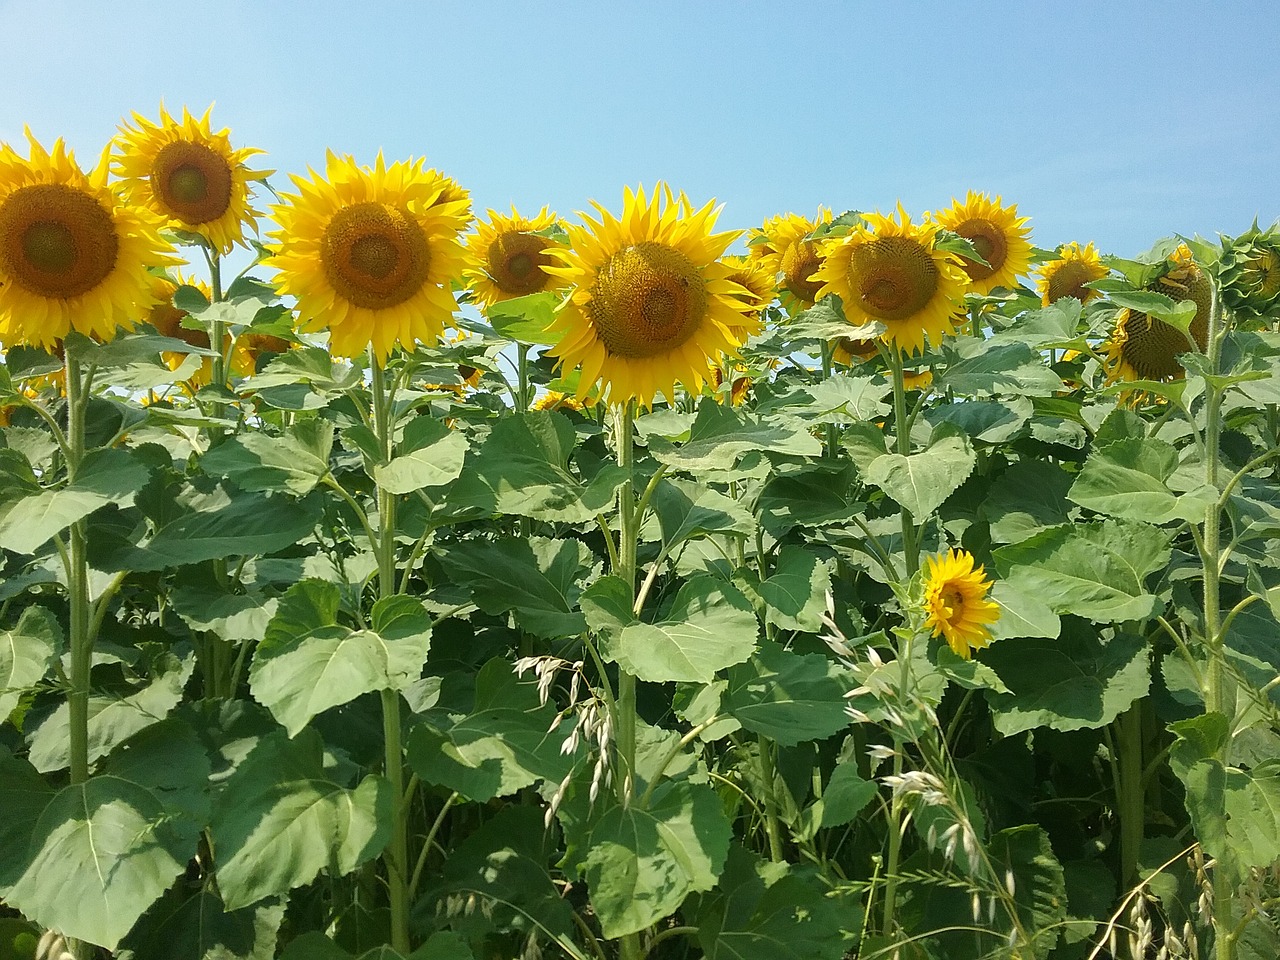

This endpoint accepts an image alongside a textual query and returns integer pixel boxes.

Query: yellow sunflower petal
[1034,241,1109,306]
[932,191,1033,295]
[462,205,568,308]
[922,548,1000,659]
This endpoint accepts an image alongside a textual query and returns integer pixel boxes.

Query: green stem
[65,353,91,787]
[516,342,530,410]
[820,340,838,458]
[1115,705,1144,888]
[370,355,411,953]
[757,736,786,861]
[887,343,919,575]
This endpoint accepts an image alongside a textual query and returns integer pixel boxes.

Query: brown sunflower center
[848,237,939,321]
[780,240,823,304]
[487,231,552,296]
[1153,264,1211,351]
[151,140,234,225]
[588,241,707,359]
[1045,261,1096,304]
[955,219,1007,281]
[1119,311,1190,380]
[321,201,432,310]
[0,183,119,300]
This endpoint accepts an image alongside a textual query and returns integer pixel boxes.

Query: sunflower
[0,131,175,349]
[719,254,776,338]
[145,272,254,385]
[1219,221,1280,320]
[268,151,472,363]
[1034,241,1108,306]
[812,204,970,355]
[747,208,832,312]
[1100,244,1211,385]
[932,192,1032,295]
[922,548,1000,660]
[114,105,269,255]
[531,390,587,412]
[543,183,757,406]
[463,206,567,308]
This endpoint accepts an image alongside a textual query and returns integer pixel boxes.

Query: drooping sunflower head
[114,105,270,255]
[463,206,568,308]
[812,203,970,355]
[1218,221,1280,320]
[268,151,472,363]
[544,183,758,406]
[0,130,176,349]
[932,191,1032,295]
[1034,241,1109,306]
[747,208,832,312]
[1151,243,1212,350]
[922,548,1000,660]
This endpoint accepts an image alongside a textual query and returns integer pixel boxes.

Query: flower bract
[544,183,757,406]
[268,151,472,363]
[923,549,1000,659]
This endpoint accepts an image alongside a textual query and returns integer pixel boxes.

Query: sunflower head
[114,105,270,255]
[531,390,589,412]
[922,548,1000,660]
[1218,222,1280,321]
[268,151,472,363]
[0,130,176,349]
[146,272,255,384]
[720,254,776,324]
[932,191,1032,295]
[1034,242,1108,306]
[812,203,970,355]
[463,206,568,308]
[832,335,879,366]
[544,183,757,406]
[747,209,832,312]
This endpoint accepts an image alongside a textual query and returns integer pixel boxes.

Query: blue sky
[3,0,1277,259]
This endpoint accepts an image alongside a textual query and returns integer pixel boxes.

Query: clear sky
[3,0,1277,259]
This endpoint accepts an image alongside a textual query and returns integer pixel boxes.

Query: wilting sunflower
[813,204,970,355]
[748,208,832,312]
[463,206,567,308]
[932,192,1032,295]
[1218,221,1280,320]
[922,548,1000,660]
[1100,244,1211,385]
[114,105,269,254]
[1034,241,1108,306]
[543,183,757,406]
[0,131,175,349]
[268,151,472,363]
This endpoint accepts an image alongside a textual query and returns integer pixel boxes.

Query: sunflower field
[2,108,1280,960]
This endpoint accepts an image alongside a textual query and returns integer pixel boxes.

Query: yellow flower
[923,549,1000,659]
[0,131,176,349]
[463,206,567,308]
[145,272,254,386]
[719,253,776,340]
[531,390,588,412]
[544,183,757,406]
[1100,244,1211,385]
[1034,241,1108,306]
[268,151,472,363]
[114,105,270,254]
[748,208,832,312]
[813,204,970,355]
[932,191,1032,295]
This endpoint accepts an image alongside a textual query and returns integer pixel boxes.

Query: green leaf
[0,448,148,554]
[923,397,1032,445]
[864,430,975,519]
[1069,438,1215,524]
[169,584,278,643]
[438,536,597,639]
[984,459,1075,544]
[201,421,333,496]
[0,606,60,720]
[27,648,195,773]
[649,478,756,553]
[992,299,1085,349]
[0,747,55,891]
[608,577,758,684]
[775,374,892,423]
[374,416,468,494]
[446,411,622,522]
[122,887,285,960]
[755,462,863,535]
[249,581,431,736]
[485,291,561,345]
[649,399,821,474]
[988,580,1061,641]
[723,641,853,746]
[210,728,391,911]
[796,763,877,841]
[935,340,1064,397]
[688,844,854,960]
[736,547,831,633]
[994,519,1170,623]
[405,659,573,801]
[584,779,732,938]
[104,489,323,572]
[1,723,211,950]
[982,625,1150,735]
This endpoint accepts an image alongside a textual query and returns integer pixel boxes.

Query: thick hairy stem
[65,354,90,785]
[1115,705,1144,889]
[887,344,919,575]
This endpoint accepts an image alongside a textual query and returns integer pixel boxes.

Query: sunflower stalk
[887,343,919,575]
[369,354,412,953]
